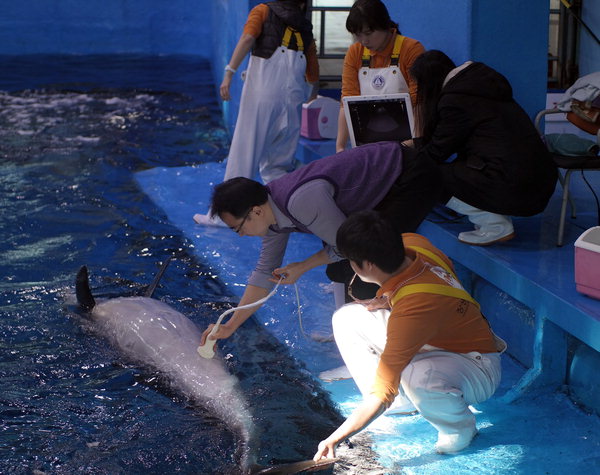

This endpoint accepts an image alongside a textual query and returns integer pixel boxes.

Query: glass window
[310,1,353,81]
[312,9,353,56]
[312,0,353,6]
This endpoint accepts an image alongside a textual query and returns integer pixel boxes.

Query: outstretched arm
[200,284,269,345]
[336,107,350,152]
[271,248,332,284]
[313,394,386,460]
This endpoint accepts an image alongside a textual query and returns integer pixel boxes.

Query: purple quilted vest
[267,141,404,231]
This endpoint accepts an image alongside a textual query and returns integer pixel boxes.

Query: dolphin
[75,260,256,472]
[75,260,338,474]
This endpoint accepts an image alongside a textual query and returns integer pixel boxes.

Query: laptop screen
[342,93,415,148]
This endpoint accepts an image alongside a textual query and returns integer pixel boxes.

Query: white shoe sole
[458,231,515,246]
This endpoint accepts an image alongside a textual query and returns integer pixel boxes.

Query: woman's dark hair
[336,210,405,274]
[210,177,269,219]
[346,0,399,35]
[409,50,456,143]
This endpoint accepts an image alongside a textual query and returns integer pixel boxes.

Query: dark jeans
[326,145,443,301]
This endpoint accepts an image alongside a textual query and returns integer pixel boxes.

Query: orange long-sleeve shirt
[341,30,424,104]
[242,3,319,83]
[372,233,499,406]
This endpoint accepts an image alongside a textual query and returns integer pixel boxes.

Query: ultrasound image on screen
[347,98,412,146]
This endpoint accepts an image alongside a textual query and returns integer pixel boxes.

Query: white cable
[197,275,285,358]
[295,282,334,343]
[211,275,284,336]
[197,274,333,358]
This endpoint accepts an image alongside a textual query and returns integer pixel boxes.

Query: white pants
[224,47,308,184]
[332,304,502,436]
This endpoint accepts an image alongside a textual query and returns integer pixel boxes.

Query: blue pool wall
[454,259,600,414]
[387,0,549,124]
[0,0,211,56]
[2,0,599,131]
[581,0,600,76]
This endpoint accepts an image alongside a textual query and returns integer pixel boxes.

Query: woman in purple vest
[198,141,442,347]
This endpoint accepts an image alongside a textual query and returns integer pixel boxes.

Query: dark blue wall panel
[0,0,211,55]
[388,0,548,118]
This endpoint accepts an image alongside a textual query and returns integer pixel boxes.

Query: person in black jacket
[408,50,557,245]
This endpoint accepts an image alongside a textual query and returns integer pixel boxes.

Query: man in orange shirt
[336,0,425,152]
[314,211,505,459]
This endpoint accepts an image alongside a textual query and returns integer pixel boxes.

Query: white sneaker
[193,213,227,228]
[435,427,478,454]
[458,224,515,246]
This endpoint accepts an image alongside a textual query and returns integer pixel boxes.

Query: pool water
[0,56,348,474]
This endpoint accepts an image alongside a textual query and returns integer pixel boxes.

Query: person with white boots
[313,211,506,460]
[408,50,557,246]
[194,0,319,227]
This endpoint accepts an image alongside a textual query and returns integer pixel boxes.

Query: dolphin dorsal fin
[76,266,96,311]
[145,256,173,298]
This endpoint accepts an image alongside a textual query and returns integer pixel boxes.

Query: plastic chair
[534,107,600,246]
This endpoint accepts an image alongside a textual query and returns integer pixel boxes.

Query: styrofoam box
[574,226,600,299]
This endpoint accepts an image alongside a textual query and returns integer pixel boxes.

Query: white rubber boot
[435,426,478,454]
[446,197,515,246]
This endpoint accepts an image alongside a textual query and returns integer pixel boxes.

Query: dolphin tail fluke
[76,266,96,311]
[144,256,173,298]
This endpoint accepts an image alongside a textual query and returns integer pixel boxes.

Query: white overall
[332,303,503,439]
[358,35,409,95]
[332,248,504,442]
[224,30,309,184]
[331,243,506,443]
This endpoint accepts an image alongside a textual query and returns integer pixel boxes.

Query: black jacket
[418,62,557,216]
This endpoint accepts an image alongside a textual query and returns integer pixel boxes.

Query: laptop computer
[342,92,415,148]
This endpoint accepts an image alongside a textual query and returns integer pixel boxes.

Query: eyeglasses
[234,209,252,234]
